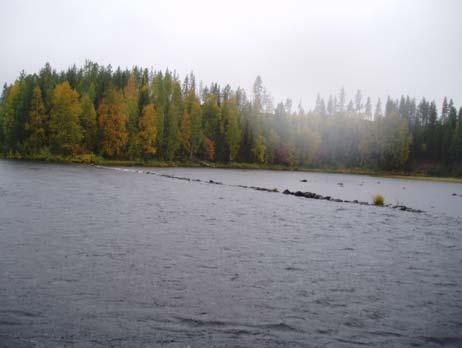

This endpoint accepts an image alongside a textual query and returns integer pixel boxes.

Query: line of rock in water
[101,166,424,213]
[281,189,423,213]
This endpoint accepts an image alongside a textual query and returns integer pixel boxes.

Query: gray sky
[1,0,461,110]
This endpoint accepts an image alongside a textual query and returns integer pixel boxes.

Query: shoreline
[2,156,462,184]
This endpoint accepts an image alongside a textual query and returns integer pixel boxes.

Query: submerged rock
[249,186,278,193]
[208,180,223,185]
[300,179,308,182]
[393,205,410,211]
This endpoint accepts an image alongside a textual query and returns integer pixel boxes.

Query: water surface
[0,160,461,347]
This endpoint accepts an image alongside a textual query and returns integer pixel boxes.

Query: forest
[1,61,461,176]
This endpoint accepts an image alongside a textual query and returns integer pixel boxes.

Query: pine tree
[266,128,280,164]
[223,97,242,161]
[124,73,139,138]
[180,111,191,157]
[80,94,97,152]
[252,76,264,114]
[364,97,372,120]
[151,72,165,156]
[446,105,458,163]
[190,98,203,159]
[2,61,462,173]
[452,108,462,162]
[165,81,182,160]
[354,90,362,113]
[25,86,48,154]
[441,97,449,124]
[378,112,411,169]
[347,100,354,113]
[338,87,346,113]
[374,98,382,120]
[327,95,334,116]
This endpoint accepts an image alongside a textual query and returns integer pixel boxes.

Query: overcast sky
[1,0,461,110]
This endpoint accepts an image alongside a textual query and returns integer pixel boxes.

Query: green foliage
[166,102,181,160]
[190,98,203,159]
[0,62,461,176]
[2,81,21,153]
[49,81,82,155]
[80,94,97,152]
[223,97,241,161]
[377,112,411,169]
[25,86,48,154]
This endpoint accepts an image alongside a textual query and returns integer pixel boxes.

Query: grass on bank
[3,151,462,184]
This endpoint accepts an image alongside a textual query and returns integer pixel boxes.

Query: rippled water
[0,160,461,347]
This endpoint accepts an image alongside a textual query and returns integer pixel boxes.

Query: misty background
[1,0,461,110]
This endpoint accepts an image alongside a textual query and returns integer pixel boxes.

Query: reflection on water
[0,160,461,347]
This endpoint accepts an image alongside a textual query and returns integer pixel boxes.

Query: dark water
[0,160,461,347]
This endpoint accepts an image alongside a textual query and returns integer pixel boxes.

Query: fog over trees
[1,62,461,175]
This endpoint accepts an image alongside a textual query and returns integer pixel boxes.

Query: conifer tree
[190,98,203,159]
[223,97,241,161]
[25,86,48,153]
[180,111,191,157]
[80,94,97,152]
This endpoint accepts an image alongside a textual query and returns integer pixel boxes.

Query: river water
[0,160,461,347]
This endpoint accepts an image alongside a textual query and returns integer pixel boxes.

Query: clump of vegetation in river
[1,61,462,176]
[373,194,385,206]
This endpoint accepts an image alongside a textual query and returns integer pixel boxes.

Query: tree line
[1,61,461,175]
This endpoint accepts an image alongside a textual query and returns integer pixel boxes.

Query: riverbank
[3,154,462,183]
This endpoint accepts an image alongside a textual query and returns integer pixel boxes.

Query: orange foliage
[205,137,215,161]
[98,88,128,157]
[138,103,157,155]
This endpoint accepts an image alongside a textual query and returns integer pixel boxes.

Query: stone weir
[94,165,424,214]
